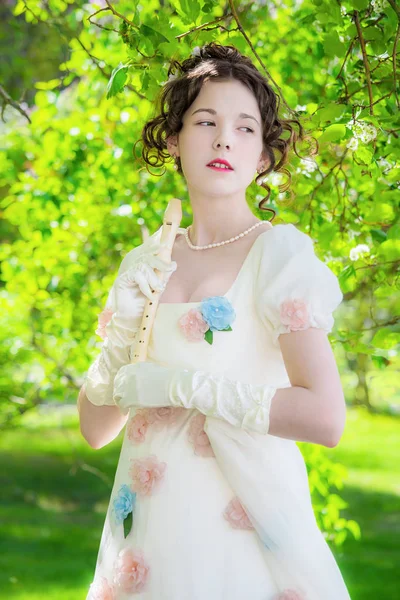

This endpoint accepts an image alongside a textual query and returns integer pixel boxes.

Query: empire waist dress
[86,223,351,600]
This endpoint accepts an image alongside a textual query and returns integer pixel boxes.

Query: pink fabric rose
[135,408,158,425]
[223,496,255,530]
[178,308,209,342]
[188,413,215,457]
[276,590,304,600]
[87,575,115,600]
[148,407,186,428]
[279,299,310,332]
[127,413,149,444]
[129,454,167,496]
[95,308,114,340]
[113,547,150,593]
[127,408,185,444]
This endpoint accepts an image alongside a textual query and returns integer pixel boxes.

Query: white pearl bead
[184,220,267,250]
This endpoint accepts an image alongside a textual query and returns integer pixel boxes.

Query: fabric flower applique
[275,590,305,600]
[112,483,136,538]
[223,496,255,530]
[113,547,150,593]
[178,296,236,345]
[127,412,149,444]
[129,454,167,496]
[279,299,310,332]
[95,308,114,340]
[127,407,186,445]
[188,412,215,458]
[87,575,116,600]
[141,407,186,429]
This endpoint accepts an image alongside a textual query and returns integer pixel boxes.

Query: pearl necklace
[184,220,267,250]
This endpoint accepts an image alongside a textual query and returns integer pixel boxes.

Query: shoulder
[255,223,342,297]
[257,223,314,271]
[269,223,313,250]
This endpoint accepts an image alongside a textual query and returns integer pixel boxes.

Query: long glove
[84,245,177,411]
[112,361,276,433]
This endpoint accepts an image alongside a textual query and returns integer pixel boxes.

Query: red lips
[206,158,233,170]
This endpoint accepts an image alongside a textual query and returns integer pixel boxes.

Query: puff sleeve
[255,224,343,347]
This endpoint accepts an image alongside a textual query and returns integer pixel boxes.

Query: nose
[213,134,230,151]
[215,140,230,149]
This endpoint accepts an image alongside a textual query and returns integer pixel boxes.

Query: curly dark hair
[135,42,317,221]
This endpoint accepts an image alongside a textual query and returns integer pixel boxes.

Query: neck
[187,195,260,246]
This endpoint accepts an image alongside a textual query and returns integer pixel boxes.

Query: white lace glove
[84,243,177,410]
[113,361,276,434]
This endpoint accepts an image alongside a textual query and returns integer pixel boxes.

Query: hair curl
[135,42,317,221]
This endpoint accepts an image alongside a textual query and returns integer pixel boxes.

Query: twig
[87,7,120,33]
[104,0,136,27]
[353,10,374,115]
[0,85,31,123]
[175,14,233,40]
[227,0,294,116]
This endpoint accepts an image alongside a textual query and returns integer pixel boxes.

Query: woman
[81,43,351,599]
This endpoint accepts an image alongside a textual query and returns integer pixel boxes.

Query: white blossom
[350,244,370,261]
[346,137,358,151]
[371,0,388,14]
[346,119,378,144]
[112,204,133,217]
[300,157,318,173]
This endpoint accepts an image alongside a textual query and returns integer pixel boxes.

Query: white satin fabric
[87,223,351,599]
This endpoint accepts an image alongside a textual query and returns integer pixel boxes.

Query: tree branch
[0,85,31,123]
[353,10,374,115]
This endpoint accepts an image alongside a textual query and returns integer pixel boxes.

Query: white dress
[86,223,351,600]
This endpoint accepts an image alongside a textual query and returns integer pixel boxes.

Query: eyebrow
[191,108,260,126]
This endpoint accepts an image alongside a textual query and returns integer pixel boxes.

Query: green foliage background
[0,0,399,597]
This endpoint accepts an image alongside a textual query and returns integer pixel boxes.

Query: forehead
[190,79,260,116]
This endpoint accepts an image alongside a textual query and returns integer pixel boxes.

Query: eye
[197,121,254,133]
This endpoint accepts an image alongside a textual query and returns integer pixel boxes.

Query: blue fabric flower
[200,296,236,332]
[113,484,136,525]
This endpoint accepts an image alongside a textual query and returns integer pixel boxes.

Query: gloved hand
[84,241,177,410]
[104,241,177,348]
[112,361,277,434]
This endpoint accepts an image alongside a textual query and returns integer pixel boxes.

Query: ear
[166,135,179,158]
[257,151,270,172]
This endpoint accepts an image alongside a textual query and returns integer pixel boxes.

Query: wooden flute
[129,198,182,365]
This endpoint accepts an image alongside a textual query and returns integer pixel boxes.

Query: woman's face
[168,78,267,194]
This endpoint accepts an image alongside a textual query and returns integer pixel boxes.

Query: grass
[0,404,398,599]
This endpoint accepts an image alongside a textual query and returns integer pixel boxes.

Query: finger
[134,270,155,300]
[147,254,177,272]
[145,266,167,293]
[117,266,139,287]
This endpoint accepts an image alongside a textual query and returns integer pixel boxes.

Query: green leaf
[35,78,61,90]
[176,0,201,23]
[204,329,213,345]
[354,145,374,166]
[106,63,129,99]
[371,355,391,369]
[318,124,346,144]
[139,24,170,48]
[371,329,400,350]
[123,510,133,538]
[349,0,369,10]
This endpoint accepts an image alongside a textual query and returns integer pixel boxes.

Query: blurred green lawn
[0,406,398,599]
